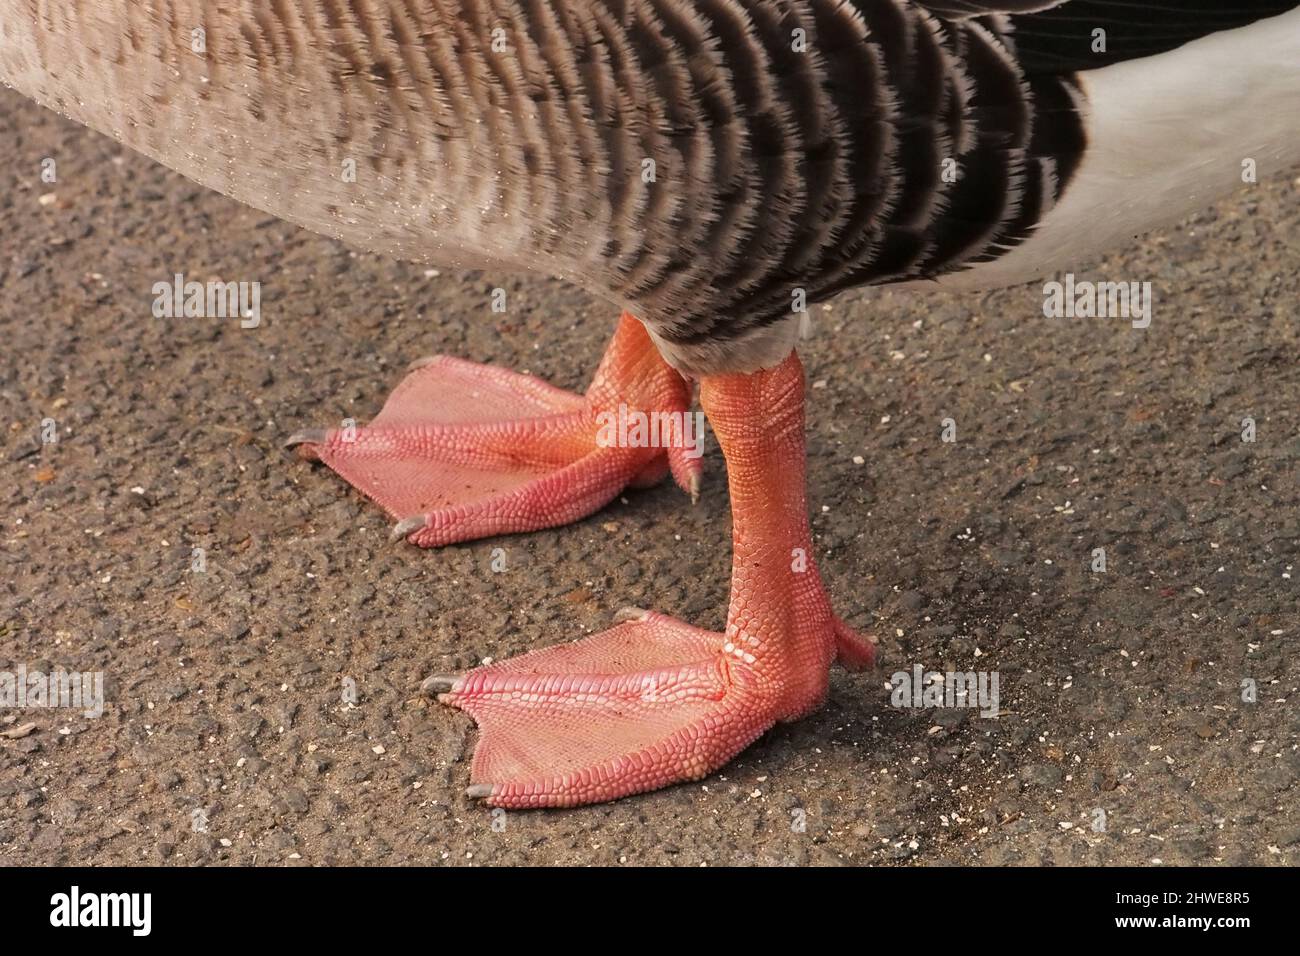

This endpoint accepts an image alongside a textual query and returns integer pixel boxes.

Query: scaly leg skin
[288,314,701,546]
[429,350,877,808]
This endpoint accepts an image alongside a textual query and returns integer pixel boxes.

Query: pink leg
[288,314,702,546]
[431,350,875,808]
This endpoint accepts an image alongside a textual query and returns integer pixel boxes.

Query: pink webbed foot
[432,607,874,809]
[428,610,760,808]
[288,314,703,546]
[428,352,876,808]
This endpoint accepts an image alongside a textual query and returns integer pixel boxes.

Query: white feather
[915,6,1300,293]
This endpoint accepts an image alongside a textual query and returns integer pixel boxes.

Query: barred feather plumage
[1,0,1295,372]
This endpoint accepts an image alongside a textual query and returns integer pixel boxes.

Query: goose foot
[432,606,873,809]
[428,351,876,807]
[288,313,702,547]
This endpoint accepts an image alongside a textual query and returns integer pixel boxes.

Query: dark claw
[282,428,328,449]
[389,515,428,543]
[420,674,459,696]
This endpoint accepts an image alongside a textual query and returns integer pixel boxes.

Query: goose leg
[288,314,701,547]
[432,350,876,808]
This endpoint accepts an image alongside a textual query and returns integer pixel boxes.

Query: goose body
[4,2,1298,374]
[4,2,1299,808]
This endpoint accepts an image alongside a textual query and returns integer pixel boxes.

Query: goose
[3,1,1298,808]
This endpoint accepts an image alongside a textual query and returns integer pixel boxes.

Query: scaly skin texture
[440,350,876,808]
[294,314,701,545]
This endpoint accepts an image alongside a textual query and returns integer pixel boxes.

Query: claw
[283,428,328,449]
[406,355,441,371]
[389,515,428,543]
[613,606,650,623]
[466,784,494,800]
[420,673,460,696]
